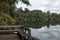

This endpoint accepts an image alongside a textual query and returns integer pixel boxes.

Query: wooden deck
[0,25,32,40]
[0,34,20,40]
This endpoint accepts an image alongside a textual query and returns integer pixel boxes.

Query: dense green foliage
[14,8,46,28]
[0,0,60,28]
[14,8,60,28]
[0,0,30,25]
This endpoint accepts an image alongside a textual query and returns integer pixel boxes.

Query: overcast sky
[16,0,60,13]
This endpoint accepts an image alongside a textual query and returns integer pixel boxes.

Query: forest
[0,0,60,28]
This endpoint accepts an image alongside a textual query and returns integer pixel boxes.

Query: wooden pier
[0,25,32,40]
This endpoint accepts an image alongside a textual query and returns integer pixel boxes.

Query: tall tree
[46,11,50,28]
[0,0,30,25]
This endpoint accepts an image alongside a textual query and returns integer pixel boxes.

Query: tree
[0,11,16,25]
[15,9,47,28]
[46,11,50,28]
[0,0,30,25]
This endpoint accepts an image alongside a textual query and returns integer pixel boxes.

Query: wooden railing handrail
[0,25,32,40]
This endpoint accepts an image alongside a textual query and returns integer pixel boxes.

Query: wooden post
[28,29,32,40]
[22,37,24,40]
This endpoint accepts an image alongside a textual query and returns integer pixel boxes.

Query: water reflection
[30,25,60,40]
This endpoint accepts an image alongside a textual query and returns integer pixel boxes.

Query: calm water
[30,25,60,40]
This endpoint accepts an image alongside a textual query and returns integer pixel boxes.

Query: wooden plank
[0,34,20,40]
[0,30,17,34]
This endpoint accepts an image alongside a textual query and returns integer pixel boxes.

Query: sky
[16,0,60,13]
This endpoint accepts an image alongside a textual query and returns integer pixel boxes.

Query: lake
[30,25,60,40]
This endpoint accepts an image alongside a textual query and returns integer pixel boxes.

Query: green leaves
[0,0,30,26]
[21,0,30,5]
[0,12,16,25]
[7,0,17,5]
[15,9,46,28]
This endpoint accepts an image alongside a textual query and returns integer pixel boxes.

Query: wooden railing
[18,27,32,40]
[0,25,32,40]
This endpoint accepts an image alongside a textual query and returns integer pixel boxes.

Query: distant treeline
[0,7,60,28]
[14,8,60,28]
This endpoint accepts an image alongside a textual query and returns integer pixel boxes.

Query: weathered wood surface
[0,34,20,40]
[0,25,32,40]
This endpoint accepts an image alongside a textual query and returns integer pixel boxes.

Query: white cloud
[16,0,60,13]
[53,2,59,6]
